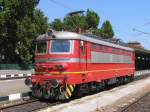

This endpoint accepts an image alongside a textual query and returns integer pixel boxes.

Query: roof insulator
[47,29,55,36]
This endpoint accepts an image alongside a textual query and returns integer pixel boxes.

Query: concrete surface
[0,69,34,75]
[0,79,30,97]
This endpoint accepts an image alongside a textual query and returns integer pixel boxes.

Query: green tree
[100,20,114,39]
[63,15,87,32]
[93,28,103,37]
[0,0,48,65]
[86,9,100,29]
[50,9,100,33]
[50,18,63,31]
[50,9,114,39]
[16,9,48,64]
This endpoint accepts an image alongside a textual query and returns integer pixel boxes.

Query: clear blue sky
[37,0,150,50]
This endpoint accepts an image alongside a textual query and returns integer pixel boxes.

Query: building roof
[128,41,141,44]
[134,47,150,55]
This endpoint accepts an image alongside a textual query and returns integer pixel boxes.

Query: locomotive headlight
[25,77,32,86]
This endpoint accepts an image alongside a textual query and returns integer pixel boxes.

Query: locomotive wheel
[32,86,42,98]
[130,75,134,81]
[102,80,106,89]
[96,81,105,91]
[42,89,51,99]
[122,77,127,84]
[117,77,124,85]
[126,76,131,83]
[123,77,128,84]
[96,82,102,92]
[73,85,83,97]
[117,77,122,85]
[125,76,132,84]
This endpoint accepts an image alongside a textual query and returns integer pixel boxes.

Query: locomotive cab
[35,39,74,72]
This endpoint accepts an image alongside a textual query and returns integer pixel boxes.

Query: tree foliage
[100,20,114,39]
[86,9,100,29]
[0,0,48,64]
[50,9,114,39]
[50,18,63,31]
[63,15,87,32]
[50,9,99,32]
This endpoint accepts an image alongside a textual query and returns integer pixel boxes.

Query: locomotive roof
[36,31,134,51]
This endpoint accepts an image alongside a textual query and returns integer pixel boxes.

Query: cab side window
[80,41,84,55]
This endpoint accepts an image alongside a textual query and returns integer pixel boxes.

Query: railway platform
[0,79,30,97]
[0,79,30,102]
[0,70,34,80]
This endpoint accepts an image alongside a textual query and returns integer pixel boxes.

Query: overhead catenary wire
[133,28,150,36]
[133,20,150,36]
[132,28,150,49]
[142,20,150,26]
[49,0,84,32]
[48,0,80,31]
[49,0,75,11]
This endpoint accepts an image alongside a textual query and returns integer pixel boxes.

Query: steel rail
[0,99,61,112]
[119,91,150,112]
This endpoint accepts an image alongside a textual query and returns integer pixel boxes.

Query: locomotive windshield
[36,41,47,54]
[51,40,71,53]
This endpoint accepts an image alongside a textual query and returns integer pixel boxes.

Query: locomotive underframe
[29,74,134,100]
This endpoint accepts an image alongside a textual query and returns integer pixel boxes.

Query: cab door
[79,41,87,71]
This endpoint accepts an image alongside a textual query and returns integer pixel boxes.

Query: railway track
[0,99,37,112]
[0,71,150,112]
[119,91,150,112]
[0,99,61,112]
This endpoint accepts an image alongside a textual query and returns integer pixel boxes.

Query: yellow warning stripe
[64,84,76,99]
[36,68,134,75]
[69,85,74,92]
[66,87,72,96]
[64,94,69,99]
[73,84,75,87]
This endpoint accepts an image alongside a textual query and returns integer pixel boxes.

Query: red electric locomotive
[25,30,135,100]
